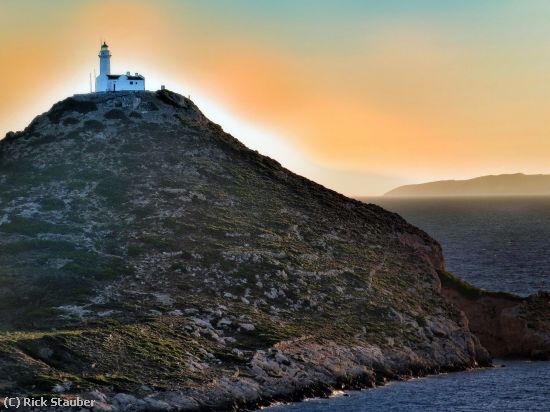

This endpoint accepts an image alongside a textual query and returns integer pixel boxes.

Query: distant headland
[385,173,550,197]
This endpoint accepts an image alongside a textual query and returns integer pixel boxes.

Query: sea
[264,196,550,411]
[372,196,550,295]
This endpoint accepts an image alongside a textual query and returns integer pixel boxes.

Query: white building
[95,42,145,92]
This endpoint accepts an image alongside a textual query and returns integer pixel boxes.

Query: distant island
[385,173,550,197]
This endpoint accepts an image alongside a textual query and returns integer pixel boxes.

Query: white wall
[95,75,108,92]
[95,74,145,92]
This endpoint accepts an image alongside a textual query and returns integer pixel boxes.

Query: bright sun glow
[2,1,550,195]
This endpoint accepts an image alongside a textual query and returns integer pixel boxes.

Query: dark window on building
[130,81,134,85]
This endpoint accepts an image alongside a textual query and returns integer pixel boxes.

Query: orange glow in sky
[2,1,550,195]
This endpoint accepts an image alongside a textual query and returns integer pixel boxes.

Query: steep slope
[0,90,489,410]
[385,173,550,197]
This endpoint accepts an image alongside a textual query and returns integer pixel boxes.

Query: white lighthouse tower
[95,42,145,92]
[99,42,111,76]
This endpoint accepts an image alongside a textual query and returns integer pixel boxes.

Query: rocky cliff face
[0,90,490,410]
[439,271,550,360]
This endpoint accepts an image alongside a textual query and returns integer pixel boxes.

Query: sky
[1,0,550,196]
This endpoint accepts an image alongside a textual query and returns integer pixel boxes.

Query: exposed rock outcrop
[439,271,550,359]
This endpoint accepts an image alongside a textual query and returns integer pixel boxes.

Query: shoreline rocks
[60,338,490,411]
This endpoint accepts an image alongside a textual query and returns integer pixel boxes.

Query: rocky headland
[439,271,549,360]
[0,90,547,411]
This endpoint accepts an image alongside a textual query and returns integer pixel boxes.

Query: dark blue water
[370,196,550,296]
[266,197,549,411]
[266,361,549,412]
